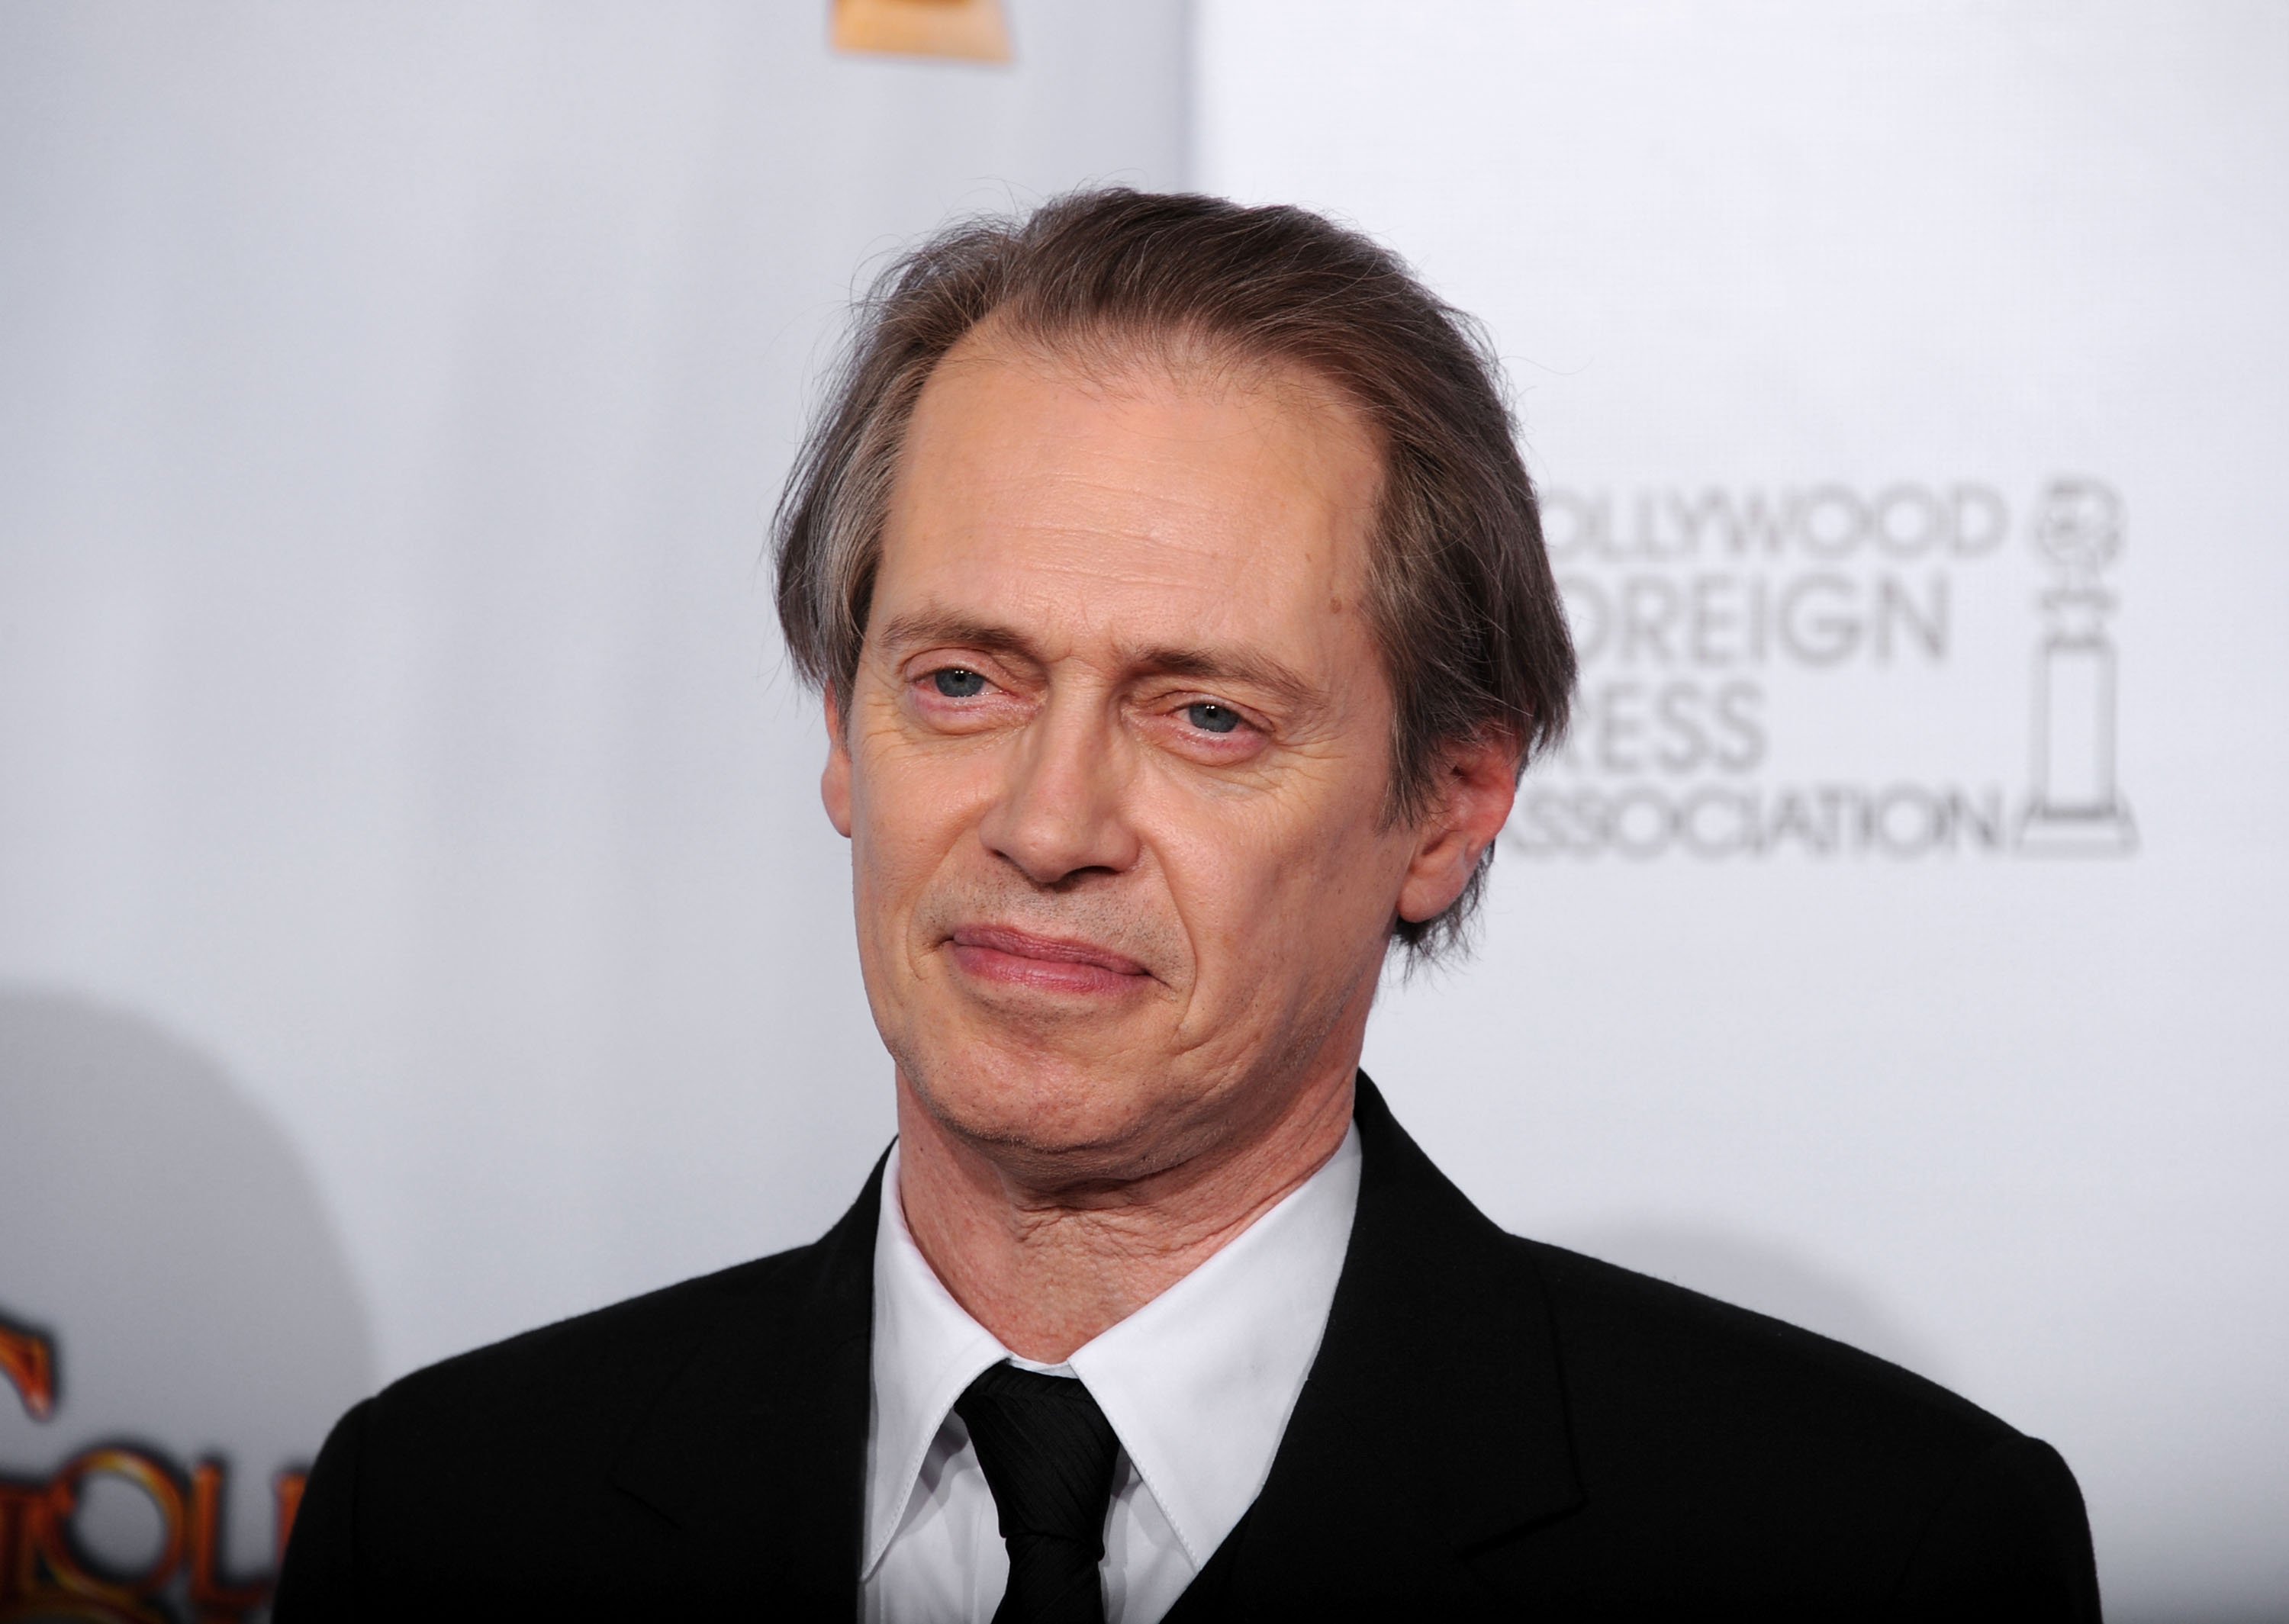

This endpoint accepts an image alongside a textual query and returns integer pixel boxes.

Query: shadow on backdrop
[1548,1222,1955,1391]
[0,985,376,1622]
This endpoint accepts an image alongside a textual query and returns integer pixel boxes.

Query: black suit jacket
[275,1077,2101,1619]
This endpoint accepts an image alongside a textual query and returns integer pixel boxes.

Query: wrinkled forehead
[877,325,1387,663]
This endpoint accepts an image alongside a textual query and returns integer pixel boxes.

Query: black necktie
[955,1362,1122,1624]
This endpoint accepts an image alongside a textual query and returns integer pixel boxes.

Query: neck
[893,1059,1358,1363]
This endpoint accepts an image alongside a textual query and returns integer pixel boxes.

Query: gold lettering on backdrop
[0,1319,53,1421]
[833,0,1013,63]
[1,1307,307,1622]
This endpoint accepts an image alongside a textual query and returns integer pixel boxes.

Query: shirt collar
[863,1122,1363,1574]
[864,1140,1009,1576]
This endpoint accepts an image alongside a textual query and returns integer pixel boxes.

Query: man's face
[823,333,1446,1178]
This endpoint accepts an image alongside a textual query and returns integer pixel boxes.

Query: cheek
[1147,769,1404,979]
[847,720,997,918]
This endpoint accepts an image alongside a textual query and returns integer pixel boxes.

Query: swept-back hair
[774,188,1574,959]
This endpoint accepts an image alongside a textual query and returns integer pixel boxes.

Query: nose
[977,696,1141,887]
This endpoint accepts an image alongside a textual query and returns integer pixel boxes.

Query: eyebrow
[876,609,1037,665]
[874,606,1325,714]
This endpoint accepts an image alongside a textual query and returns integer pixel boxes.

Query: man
[276,190,2101,1620]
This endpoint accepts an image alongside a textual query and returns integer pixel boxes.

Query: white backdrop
[3,4,2284,1619]
[0,2,1186,1607]
[1201,4,2289,1619]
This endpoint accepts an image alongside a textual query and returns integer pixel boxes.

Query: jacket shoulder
[1500,1237,2096,1607]
[371,1242,820,1447]
[333,1237,852,1552]
[1519,1235,2007,1452]
[276,1221,872,1621]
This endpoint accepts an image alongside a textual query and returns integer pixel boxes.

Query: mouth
[946,925,1153,996]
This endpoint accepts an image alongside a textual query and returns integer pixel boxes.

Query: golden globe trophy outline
[2017,478,2136,854]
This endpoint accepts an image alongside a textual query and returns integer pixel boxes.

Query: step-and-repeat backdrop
[3,4,2282,1618]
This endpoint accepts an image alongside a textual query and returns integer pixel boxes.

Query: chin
[901,1037,1199,1173]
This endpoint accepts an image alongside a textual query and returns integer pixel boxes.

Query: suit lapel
[607,1154,884,1615]
[1173,1076,1583,1613]
[598,1079,1579,1613]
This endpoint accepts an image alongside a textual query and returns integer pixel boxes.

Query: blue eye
[1185,701,1241,735]
[932,668,987,698]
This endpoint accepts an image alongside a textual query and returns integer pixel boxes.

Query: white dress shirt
[860,1123,1363,1624]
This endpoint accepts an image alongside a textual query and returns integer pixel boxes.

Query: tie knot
[955,1363,1122,1551]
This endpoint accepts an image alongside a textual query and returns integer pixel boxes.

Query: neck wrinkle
[893,1064,1357,1364]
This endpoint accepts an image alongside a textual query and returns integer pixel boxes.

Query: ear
[1395,732,1520,926]
[821,685,854,838]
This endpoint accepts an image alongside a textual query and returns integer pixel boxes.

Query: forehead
[875,333,1384,656]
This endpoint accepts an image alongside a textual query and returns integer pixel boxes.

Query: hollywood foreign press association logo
[1506,474,2136,862]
